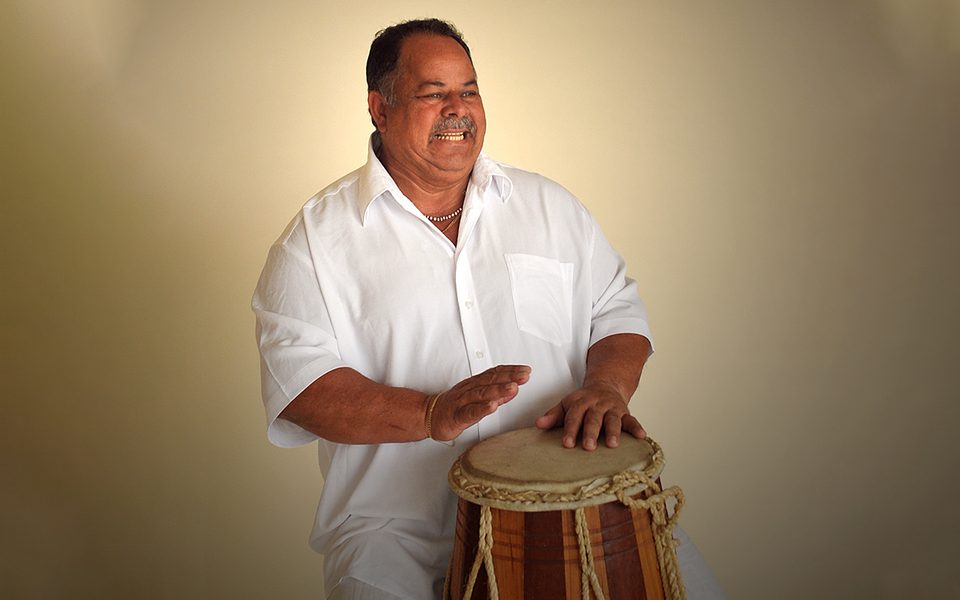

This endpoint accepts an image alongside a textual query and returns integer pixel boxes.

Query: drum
[444,427,685,600]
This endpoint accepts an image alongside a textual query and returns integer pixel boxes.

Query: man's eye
[462,91,479,98]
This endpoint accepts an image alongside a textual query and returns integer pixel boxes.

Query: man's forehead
[398,34,475,76]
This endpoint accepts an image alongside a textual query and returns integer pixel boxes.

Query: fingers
[621,414,647,440]
[455,398,500,425]
[455,382,520,425]
[582,405,609,451]
[553,387,643,451]
[572,407,634,450]
[561,396,588,449]
[432,365,531,441]
[603,412,623,448]
[453,365,529,411]
[535,403,563,430]
[469,364,530,387]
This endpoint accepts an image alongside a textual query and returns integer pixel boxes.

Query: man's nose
[443,94,467,117]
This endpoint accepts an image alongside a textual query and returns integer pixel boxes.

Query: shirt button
[475,350,484,359]
[464,300,474,310]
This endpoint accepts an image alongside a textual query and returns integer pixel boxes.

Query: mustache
[431,116,477,135]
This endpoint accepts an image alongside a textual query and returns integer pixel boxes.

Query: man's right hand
[427,365,531,441]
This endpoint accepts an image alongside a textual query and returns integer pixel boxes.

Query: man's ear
[368,90,389,132]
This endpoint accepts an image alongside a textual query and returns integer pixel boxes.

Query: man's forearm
[279,364,532,445]
[582,333,653,400]
[280,367,430,444]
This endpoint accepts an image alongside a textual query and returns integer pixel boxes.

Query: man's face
[370,34,486,186]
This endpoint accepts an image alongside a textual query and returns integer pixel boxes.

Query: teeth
[435,132,465,141]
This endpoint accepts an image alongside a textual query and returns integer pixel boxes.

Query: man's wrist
[423,392,441,440]
[583,379,629,403]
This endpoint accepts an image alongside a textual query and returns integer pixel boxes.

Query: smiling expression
[370,33,487,188]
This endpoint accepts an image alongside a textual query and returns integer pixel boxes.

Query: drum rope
[461,505,500,600]
[575,507,607,600]
[613,474,686,600]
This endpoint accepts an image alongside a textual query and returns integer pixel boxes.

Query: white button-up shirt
[252,136,652,598]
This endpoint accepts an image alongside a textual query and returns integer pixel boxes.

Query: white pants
[674,526,726,599]
[327,577,404,600]
[326,525,724,599]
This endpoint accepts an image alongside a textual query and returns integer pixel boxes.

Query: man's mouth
[434,132,467,141]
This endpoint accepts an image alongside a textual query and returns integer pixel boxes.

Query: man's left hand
[534,381,646,451]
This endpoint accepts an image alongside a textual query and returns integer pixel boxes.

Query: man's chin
[428,150,481,173]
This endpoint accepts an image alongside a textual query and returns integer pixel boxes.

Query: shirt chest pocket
[504,253,574,346]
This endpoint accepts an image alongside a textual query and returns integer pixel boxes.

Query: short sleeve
[587,218,654,350]
[251,218,348,447]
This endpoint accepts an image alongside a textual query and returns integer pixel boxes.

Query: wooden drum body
[445,428,685,600]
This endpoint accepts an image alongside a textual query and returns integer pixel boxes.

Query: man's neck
[379,149,472,217]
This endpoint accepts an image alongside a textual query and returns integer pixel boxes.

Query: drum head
[450,427,664,511]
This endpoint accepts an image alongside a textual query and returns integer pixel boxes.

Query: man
[254,19,718,599]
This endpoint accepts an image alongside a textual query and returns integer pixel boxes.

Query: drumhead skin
[450,427,664,512]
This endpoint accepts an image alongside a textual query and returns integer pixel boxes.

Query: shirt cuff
[264,356,349,448]
[589,317,655,353]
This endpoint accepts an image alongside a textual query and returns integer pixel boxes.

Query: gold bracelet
[424,393,441,440]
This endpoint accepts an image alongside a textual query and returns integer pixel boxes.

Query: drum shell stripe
[447,494,667,599]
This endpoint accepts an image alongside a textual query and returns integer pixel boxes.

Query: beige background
[2,1,958,598]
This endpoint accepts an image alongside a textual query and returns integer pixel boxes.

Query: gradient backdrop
[2,1,958,598]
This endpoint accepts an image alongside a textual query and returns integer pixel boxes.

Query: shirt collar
[356,133,513,225]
